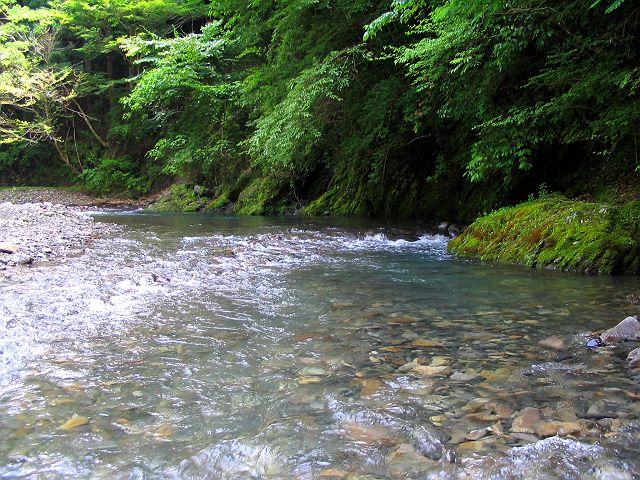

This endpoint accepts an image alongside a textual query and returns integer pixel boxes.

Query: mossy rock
[235,176,288,215]
[148,184,210,212]
[448,195,640,274]
[204,192,232,212]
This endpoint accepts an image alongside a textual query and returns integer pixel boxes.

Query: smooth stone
[344,422,397,446]
[600,316,640,343]
[411,339,444,348]
[386,443,438,477]
[412,365,452,378]
[479,368,512,381]
[432,321,455,328]
[154,424,176,437]
[359,378,383,396]
[488,422,504,436]
[533,420,584,438]
[0,242,19,254]
[387,315,419,325]
[509,432,539,442]
[458,438,495,451]
[538,336,566,350]
[405,381,435,396]
[627,347,640,368]
[463,398,491,412]
[452,428,489,444]
[450,370,479,382]
[429,356,450,367]
[299,367,328,376]
[13,254,33,265]
[317,469,351,479]
[401,330,419,340]
[298,376,322,385]
[331,302,353,311]
[511,407,541,434]
[429,414,447,424]
[60,415,90,430]
[584,401,618,420]
[589,462,634,480]
[397,359,420,373]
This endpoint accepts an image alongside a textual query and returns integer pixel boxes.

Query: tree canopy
[0,0,638,218]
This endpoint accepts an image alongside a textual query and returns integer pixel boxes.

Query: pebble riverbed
[0,209,639,479]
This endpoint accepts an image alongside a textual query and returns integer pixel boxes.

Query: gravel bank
[0,187,147,207]
[0,201,118,273]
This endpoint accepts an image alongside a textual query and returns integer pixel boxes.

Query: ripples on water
[1,213,639,479]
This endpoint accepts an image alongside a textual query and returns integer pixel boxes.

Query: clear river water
[1,212,640,479]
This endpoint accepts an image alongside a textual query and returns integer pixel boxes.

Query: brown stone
[387,315,419,325]
[511,407,541,434]
[359,378,382,396]
[411,339,444,348]
[317,468,350,479]
[533,421,584,438]
[298,376,322,385]
[480,368,512,381]
[538,336,566,350]
[412,365,452,378]
[387,443,438,477]
[509,432,539,442]
[344,422,397,446]
[430,356,450,366]
[60,415,90,430]
[488,422,504,436]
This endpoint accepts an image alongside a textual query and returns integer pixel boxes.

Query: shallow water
[1,213,639,479]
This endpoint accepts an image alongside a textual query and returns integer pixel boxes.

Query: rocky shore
[0,199,118,275]
[0,186,152,207]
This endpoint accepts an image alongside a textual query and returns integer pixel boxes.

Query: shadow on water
[1,212,639,479]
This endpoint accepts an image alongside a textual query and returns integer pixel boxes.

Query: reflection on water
[1,213,639,479]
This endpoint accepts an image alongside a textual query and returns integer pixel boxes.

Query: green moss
[204,192,231,212]
[449,195,640,274]
[148,183,210,212]
[234,176,287,215]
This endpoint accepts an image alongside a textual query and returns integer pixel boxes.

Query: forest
[1,0,638,220]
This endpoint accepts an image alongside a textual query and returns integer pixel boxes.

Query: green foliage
[1,0,639,223]
[368,0,640,187]
[121,21,245,186]
[246,49,354,174]
[79,156,149,196]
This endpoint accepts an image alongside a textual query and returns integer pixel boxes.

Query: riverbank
[0,200,118,276]
[0,186,159,208]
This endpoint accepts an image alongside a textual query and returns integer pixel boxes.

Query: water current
[1,212,640,479]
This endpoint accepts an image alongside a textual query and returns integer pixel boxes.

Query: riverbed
[1,211,639,479]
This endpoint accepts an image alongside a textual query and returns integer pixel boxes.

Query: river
[1,212,639,479]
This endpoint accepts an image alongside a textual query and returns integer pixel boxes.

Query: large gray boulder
[600,316,640,343]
